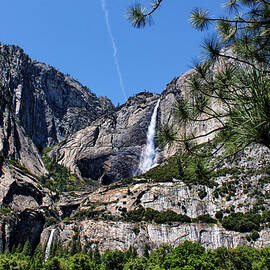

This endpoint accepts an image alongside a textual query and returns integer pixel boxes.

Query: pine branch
[127,0,164,28]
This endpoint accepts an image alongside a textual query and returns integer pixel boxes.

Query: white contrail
[101,0,127,102]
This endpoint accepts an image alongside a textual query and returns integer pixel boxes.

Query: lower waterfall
[44,228,56,262]
[136,99,160,175]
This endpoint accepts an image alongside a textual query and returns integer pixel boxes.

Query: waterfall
[136,99,160,175]
[44,228,56,262]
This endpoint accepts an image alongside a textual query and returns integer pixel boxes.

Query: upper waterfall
[136,99,160,175]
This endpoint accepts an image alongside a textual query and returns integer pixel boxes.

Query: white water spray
[136,99,160,175]
[44,228,56,262]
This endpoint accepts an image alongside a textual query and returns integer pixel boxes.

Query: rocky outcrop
[68,144,270,219]
[0,83,46,175]
[0,43,114,149]
[41,221,270,255]
[56,191,90,219]
[158,52,237,159]
[1,42,270,255]
[38,142,270,253]
[0,210,45,253]
[50,92,160,182]
[0,163,55,251]
[0,163,54,210]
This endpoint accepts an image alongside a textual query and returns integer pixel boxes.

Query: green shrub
[125,207,145,222]
[262,210,270,223]
[222,212,261,232]
[198,188,207,199]
[250,230,260,241]
[132,226,140,235]
[154,209,191,224]
[72,208,104,221]
[142,154,216,187]
[6,159,30,175]
[102,250,126,270]
[182,156,213,186]
[44,217,58,228]
[142,156,181,182]
[0,207,12,217]
[215,211,223,220]
[143,208,159,222]
[125,207,191,224]
[162,241,213,270]
[195,214,217,224]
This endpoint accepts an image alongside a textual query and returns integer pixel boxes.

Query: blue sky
[0,1,224,105]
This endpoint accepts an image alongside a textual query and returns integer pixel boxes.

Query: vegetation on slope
[40,147,99,194]
[125,207,192,224]
[142,153,215,187]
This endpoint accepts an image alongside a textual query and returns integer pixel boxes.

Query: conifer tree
[22,240,31,256]
[93,245,101,265]
[15,243,23,253]
[127,0,270,162]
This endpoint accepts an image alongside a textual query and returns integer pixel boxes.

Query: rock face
[40,143,270,254]
[0,163,54,251]
[51,92,160,182]
[0,78,46,176]
[157,53,235,159]
[0,43,114,149]
[41,221,270,255]
[49,74,190,183]
[1,42,270,255]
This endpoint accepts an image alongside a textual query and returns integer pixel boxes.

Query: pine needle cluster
[128,0,270,162]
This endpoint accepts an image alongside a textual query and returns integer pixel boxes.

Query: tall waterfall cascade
[44,228,56,262]
[136,99,160,175]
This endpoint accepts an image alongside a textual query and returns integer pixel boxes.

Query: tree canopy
[1,240,270,269]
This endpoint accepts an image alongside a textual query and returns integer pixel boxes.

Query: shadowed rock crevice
[3,181,43,206]
[92,126,100,147]
[76,156,109,180]
[0,217,17,253]
[0,220,6,252]
[0,154,4,177]
[10,210,45,252]
[59,204,80,219]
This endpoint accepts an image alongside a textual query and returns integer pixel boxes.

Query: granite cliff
[0,44,113,148]
[0,43,269,255]
[0,43,113,175]
[50,93,163,183]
